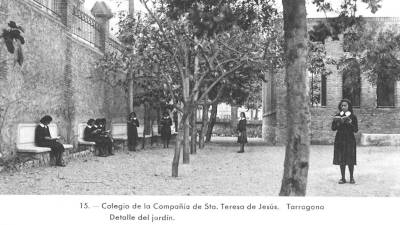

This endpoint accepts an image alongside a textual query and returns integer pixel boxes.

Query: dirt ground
[0,140,399,196]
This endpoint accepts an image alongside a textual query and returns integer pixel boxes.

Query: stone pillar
[91,1,113,52]
[396,81,400,107]
[262,69,277,143]
[58,0,74,28]
[361,73,376,108]
[262,74,269,140]
[129,0,135,15]
[231,105,238,122]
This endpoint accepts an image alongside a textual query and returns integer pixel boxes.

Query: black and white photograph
[0,0,400,224]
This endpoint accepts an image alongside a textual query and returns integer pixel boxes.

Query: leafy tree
[278,0,382,196]
[134,0,271,177]
[307,41,332,106]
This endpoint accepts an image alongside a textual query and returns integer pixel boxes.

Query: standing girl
[237,112,247,153]
[331,99,358,184]
[127,112,139,151]
[160,111,172,148]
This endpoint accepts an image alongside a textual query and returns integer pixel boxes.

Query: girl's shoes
[349,178,356,184]
[338,179,346,184]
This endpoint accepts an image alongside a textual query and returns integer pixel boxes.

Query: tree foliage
[310,0,382,42]
[342,24,400,85]
[164,0,278,36]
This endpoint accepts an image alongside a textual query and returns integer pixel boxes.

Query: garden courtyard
[1,139,399,196]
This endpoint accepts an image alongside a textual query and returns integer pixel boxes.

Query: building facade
[262,17,400,145]
[0,0,129,157]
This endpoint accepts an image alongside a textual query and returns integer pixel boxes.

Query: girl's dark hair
[240,112,246,118]
[128,112,136,119]
[163,111,169,117]
[337,99,353,113]
[94,118,101,126]
[40,115,52,124]
[87,119,95,125]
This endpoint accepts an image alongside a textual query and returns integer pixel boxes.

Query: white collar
[39,123,45,127]
[340,111,351,116]
[87,125,92,128]
[240,117,246,120]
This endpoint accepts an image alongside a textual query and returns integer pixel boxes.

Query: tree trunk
[172,113,189,177]
[205,102,218,142]
[199,104,209,149]
[230,105,238,126]
[191,42,199,154]
[190,110,197,154]
[182,75,190,163]
[279,0,310,196]
[144,103,151,135]
[183,114,190,163]
[128,74,134,113]
[255,108,259,120]
[172,126,183,177]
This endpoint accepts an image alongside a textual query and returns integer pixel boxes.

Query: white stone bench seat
[17,144,52,153]
[111,123,128,141]
[360,133,400,146]
[111,123,155,140]
[113,135,127,141]
[78,123,96,145]
[17,123,73,153]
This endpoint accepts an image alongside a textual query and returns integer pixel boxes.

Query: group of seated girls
[83,118,114,157]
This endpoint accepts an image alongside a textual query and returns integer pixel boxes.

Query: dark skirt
[127,124,139,146]
[333,132,357,165]
[37,140,65,153]
[237,132,248,144]
[161,126,171,141]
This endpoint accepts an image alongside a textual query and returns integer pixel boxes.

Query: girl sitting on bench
[35,115,66,167]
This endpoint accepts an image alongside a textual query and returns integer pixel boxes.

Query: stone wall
[196,120,262,138]
[264,17,400,145]
[0,0,127,156]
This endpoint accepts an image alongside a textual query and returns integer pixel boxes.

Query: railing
[106,37,124,53]
[71,6,102,49]
[32,0,62,17]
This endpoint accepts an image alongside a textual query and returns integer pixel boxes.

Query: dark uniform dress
[83,125,112,156]
[35,124,65,164]
[160,116,172,141]
[127,118,139,147]
[237,119,248,144]
[83,126,97,142]
[99,121,114,154]
[331,113,358,165]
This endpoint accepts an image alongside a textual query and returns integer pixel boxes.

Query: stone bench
[77,123,96,153]
[111,123,157,139]
[16,123,73,165]
[360,133,400,146]
[111,123,159,149]
[111,123,128,141]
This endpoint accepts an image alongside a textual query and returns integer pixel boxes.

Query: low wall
[197,119,262,138]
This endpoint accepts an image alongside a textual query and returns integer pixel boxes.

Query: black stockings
[340,165,354,180]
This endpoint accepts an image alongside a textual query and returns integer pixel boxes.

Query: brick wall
[264,18,400,145]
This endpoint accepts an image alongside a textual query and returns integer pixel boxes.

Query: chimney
[129,0,134,16]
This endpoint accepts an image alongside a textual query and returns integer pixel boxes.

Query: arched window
[377,74,395,107]
[309,71,327,107]
[342,58,361,107]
